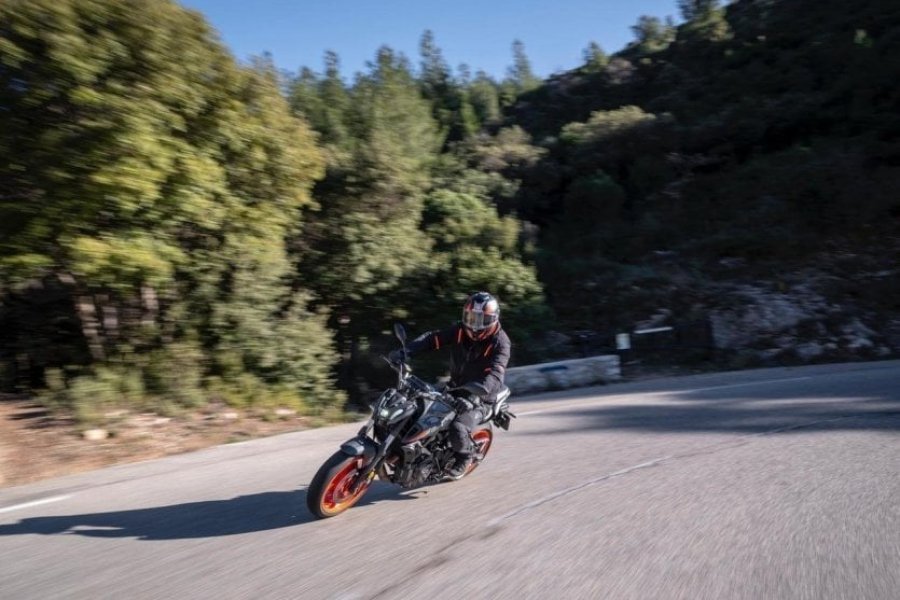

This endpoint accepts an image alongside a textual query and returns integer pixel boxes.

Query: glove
[388,348,408,363]
[449,389,480,412]
[453,396,476,412]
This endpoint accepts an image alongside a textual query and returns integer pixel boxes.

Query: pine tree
[419,30,452,102]
[629,16,677,55]
[582,42,609,72]
[294,46,440,394]
[677,0,732,43]
[677,0,719,22]
[506,40,541,94]
[419,30,478,144]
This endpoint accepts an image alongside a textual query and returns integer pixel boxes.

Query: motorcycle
[306,323,515,519]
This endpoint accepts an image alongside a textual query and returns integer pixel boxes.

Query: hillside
[497,0,900,367]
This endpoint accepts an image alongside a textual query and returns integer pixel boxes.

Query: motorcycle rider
[391,292,511,481]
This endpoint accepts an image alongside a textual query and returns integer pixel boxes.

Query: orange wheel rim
[321,459,369,515]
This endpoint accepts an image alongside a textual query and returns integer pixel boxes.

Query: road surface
[1,361,899,599]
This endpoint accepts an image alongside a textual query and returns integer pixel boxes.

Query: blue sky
[178,0,679,80]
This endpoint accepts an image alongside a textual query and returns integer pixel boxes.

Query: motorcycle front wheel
[306,451,372,518]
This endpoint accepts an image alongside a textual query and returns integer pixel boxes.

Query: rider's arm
[475,331,511,399]
[406,324,461,356]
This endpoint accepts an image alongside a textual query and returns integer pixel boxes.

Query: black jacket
[407,323,511,398]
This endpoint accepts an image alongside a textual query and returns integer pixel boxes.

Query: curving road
[1,361,899,599]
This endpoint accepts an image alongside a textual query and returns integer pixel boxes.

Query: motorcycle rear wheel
[307,451,372,518]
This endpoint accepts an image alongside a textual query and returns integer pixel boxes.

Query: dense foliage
[0,0,338,420]
[505,0,899,331]
[2,0,898,423]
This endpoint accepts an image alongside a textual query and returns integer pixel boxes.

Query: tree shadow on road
[0,481,418,540]
[526,365,900,435]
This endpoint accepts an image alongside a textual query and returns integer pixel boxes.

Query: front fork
[343,420,404,494]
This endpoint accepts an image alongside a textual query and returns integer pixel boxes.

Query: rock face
[707,281,894,364]
[504,355,621,395]
[709,284,829,350]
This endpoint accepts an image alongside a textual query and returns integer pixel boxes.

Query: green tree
[418,31,479,143]
[289,52,352,152]
[629,16,677,55]
[468,70,502,126]
[289,67,325,125]
[0,0,342,416]
[561,106,660,146]
[582,42,609,72]
[419,30,452,102]
[677,0,732,43]
[465,126,547,179]
[318,51,353,149]
[506,40,541,95]
[677,0,719,22]
[294,46,440,395]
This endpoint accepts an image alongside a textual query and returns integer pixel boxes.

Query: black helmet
[462,292,500,340]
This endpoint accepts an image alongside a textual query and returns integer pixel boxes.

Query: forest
[2,0,898,426]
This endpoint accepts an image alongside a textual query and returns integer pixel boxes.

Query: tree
[676,0,732,43]
[469,71,502,126]
[677,0,720,22]
[561,106,660,147]
[506,40,541,94]
[288,67,325,126]
[629,16,677,55]
[0,0,342,416]
[293,46,441,397]
[353,46,441,200]
[289,52,352,151]
[419,30,452,101]
[465,126,547,178]
[582,42,609,72]
[314,51,353,151]
[418,30,475,144]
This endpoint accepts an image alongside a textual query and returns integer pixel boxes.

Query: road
[1,361,899,599]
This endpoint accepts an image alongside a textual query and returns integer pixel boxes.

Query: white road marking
[0,494,72,515]
[516,409,549,416]
[683,376,813,393]
[486,457,671,527]
[486,409,866,528]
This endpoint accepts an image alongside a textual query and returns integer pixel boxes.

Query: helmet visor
[463,307,498,332]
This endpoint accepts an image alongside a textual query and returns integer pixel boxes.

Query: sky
[178,0,679,80]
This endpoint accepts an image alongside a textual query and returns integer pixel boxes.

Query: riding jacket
[407,322,511,399]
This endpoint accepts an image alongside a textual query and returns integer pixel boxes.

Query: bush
[205,374,307,412]
[142,342,206,409]
[39,366,145,427]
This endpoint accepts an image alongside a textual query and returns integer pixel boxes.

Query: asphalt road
[1,361,899,599]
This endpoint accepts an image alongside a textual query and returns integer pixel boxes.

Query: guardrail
[504,355,621,395]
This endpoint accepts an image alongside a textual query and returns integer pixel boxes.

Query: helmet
[462,292,500,340]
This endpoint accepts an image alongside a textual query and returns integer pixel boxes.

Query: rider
[392,292,511,480]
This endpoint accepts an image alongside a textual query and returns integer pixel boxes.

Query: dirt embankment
[0,396,322,488]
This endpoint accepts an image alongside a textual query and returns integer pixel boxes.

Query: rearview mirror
[393,322,407,344]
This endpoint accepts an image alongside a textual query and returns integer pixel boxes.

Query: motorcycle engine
[395,444,436,488]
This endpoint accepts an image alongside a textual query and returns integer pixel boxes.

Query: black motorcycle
[307,323,515,519]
